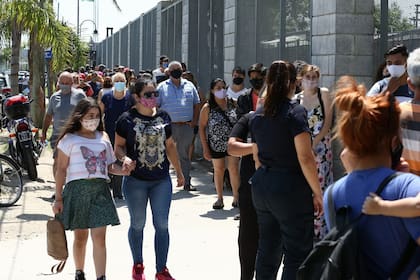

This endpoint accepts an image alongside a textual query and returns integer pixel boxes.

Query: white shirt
[57,132,116,183]
[226,87,248,101]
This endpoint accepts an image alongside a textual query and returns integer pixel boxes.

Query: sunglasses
[143,91,159,98]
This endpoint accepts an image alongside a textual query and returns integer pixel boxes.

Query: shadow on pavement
[17,213,52,221]
[199,207,238,220]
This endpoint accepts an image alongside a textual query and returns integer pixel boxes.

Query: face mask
[60,84,71,94]
[301,79,318,90]
[162,62,169,68]
[114,81,126,92]
[140,96,157,108]
[214,89,227,99]
[170,69,183,79]
[232,77,244,85]
[391,142,403,169]
[81,118,100,132]
[387,65,406,78]
[249,78,264,90]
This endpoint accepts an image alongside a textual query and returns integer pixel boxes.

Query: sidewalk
[0,148,244,280]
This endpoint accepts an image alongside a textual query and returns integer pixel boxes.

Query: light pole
[79,19,98,42]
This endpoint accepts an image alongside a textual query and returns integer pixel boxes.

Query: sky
[53,0,161,42]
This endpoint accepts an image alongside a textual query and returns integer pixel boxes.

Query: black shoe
[213,199,224,210]
[75,270,85,280]
[183,185,197,191]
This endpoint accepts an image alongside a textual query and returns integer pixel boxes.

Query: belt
[172,121,191,125]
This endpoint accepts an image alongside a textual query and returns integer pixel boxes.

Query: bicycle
[0,153,24,207]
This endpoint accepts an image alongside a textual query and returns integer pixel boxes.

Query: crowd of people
[44,43,419,280]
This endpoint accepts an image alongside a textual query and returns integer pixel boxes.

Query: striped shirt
[400,100,420,175]
[156,78,200,122]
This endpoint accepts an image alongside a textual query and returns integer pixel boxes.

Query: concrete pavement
[0,148,247,280]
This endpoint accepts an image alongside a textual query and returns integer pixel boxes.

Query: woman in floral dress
[296,64,334,240]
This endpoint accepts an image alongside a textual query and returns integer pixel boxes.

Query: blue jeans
[123,175,172,272]
[250,167,314,280]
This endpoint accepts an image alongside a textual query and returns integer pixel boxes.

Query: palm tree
[0,0,73,126]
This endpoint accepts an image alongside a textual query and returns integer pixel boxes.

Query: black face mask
[391,142,404,169]
[250,78,264,90]
[170,69,182,79]
[232,77,244,85]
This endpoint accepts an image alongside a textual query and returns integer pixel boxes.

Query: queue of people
[43,43,420,280]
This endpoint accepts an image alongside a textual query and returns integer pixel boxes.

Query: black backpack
[297,172,416,280]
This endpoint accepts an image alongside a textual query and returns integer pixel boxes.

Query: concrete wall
[312,0,374,89]
[224,0,236,84]
[311,0,375,179]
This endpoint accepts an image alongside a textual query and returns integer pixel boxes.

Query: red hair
[335,78,400,157]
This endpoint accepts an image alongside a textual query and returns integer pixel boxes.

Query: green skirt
[60,178,120,230]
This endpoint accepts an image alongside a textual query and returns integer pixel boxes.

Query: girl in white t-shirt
[52,98,133,280]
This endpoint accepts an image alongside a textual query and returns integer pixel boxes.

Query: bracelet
[54,199,62,203]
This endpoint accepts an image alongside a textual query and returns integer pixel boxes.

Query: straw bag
[46,216,68,273]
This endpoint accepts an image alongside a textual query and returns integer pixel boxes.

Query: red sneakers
[155,267,175,280]
[132,263,146,280]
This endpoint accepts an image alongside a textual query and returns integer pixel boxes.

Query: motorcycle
[3,94,42,180]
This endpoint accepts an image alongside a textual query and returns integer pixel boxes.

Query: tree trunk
[29,21,45,128]
[46,0,55,99]
[10,18,22,95]
[47,58,55,98]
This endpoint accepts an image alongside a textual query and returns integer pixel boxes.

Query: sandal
[213,199,224,210]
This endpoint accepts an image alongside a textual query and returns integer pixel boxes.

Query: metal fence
[93,0,420,90]
[373,29,420,80]
[94,0,311,89]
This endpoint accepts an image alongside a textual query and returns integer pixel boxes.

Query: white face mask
[387,65,406,78]
[81,118,100,131]
[214,89,227,99]
[301,79,318,90]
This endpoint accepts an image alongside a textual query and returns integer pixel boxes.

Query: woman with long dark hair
[250,61,323,279]
[114,77,184,280]
[199,78,240,209]
[52,98,131,280]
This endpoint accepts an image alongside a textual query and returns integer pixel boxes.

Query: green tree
[374,2,415,33]
[0,46,12,69]
[0,0,73,127]
[286,0,310,33]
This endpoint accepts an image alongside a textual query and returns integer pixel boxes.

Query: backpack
[297,172,416,280]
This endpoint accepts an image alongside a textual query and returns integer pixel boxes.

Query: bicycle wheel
[0,154,23,207]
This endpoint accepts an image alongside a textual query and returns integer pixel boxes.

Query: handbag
[46,215,68,273]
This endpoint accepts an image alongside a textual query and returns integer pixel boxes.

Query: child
[363,191,420,218]
[52,98,133,280]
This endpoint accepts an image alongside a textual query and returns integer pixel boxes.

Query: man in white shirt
[152,55,169,84]
[226,66,248,102]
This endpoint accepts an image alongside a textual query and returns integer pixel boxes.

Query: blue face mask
[114,82,126,92]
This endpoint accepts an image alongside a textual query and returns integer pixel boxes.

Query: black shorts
[209,146,228,159]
